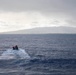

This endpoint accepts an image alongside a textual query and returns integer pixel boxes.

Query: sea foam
[0,48,30,60]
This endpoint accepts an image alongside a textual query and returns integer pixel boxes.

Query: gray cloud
[0,0,76,27]
[0,0,75,12]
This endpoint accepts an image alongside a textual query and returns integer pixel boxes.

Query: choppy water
[0,34,76,75]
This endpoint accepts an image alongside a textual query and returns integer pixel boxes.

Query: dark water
[0,34,76,75]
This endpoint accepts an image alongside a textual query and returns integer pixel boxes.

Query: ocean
[0,34,76,75]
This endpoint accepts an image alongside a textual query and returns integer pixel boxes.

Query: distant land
[1,26,76,34]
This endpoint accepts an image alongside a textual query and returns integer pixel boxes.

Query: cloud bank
[0,0,76,32]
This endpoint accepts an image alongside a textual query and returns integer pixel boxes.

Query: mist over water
[0,34,76,75]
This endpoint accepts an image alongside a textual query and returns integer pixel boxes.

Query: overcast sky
[0,0,76,32]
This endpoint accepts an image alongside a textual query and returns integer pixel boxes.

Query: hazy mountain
[2,26,76,34]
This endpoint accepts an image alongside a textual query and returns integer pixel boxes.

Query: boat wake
[0,48,30,60]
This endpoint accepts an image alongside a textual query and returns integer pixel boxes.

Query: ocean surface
[0,34,76,75]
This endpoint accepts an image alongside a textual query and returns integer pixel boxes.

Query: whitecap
[0,48,30,60]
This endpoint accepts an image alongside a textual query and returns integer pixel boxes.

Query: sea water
[0,34,76,75]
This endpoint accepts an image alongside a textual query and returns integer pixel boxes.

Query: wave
[0,48,30,60]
